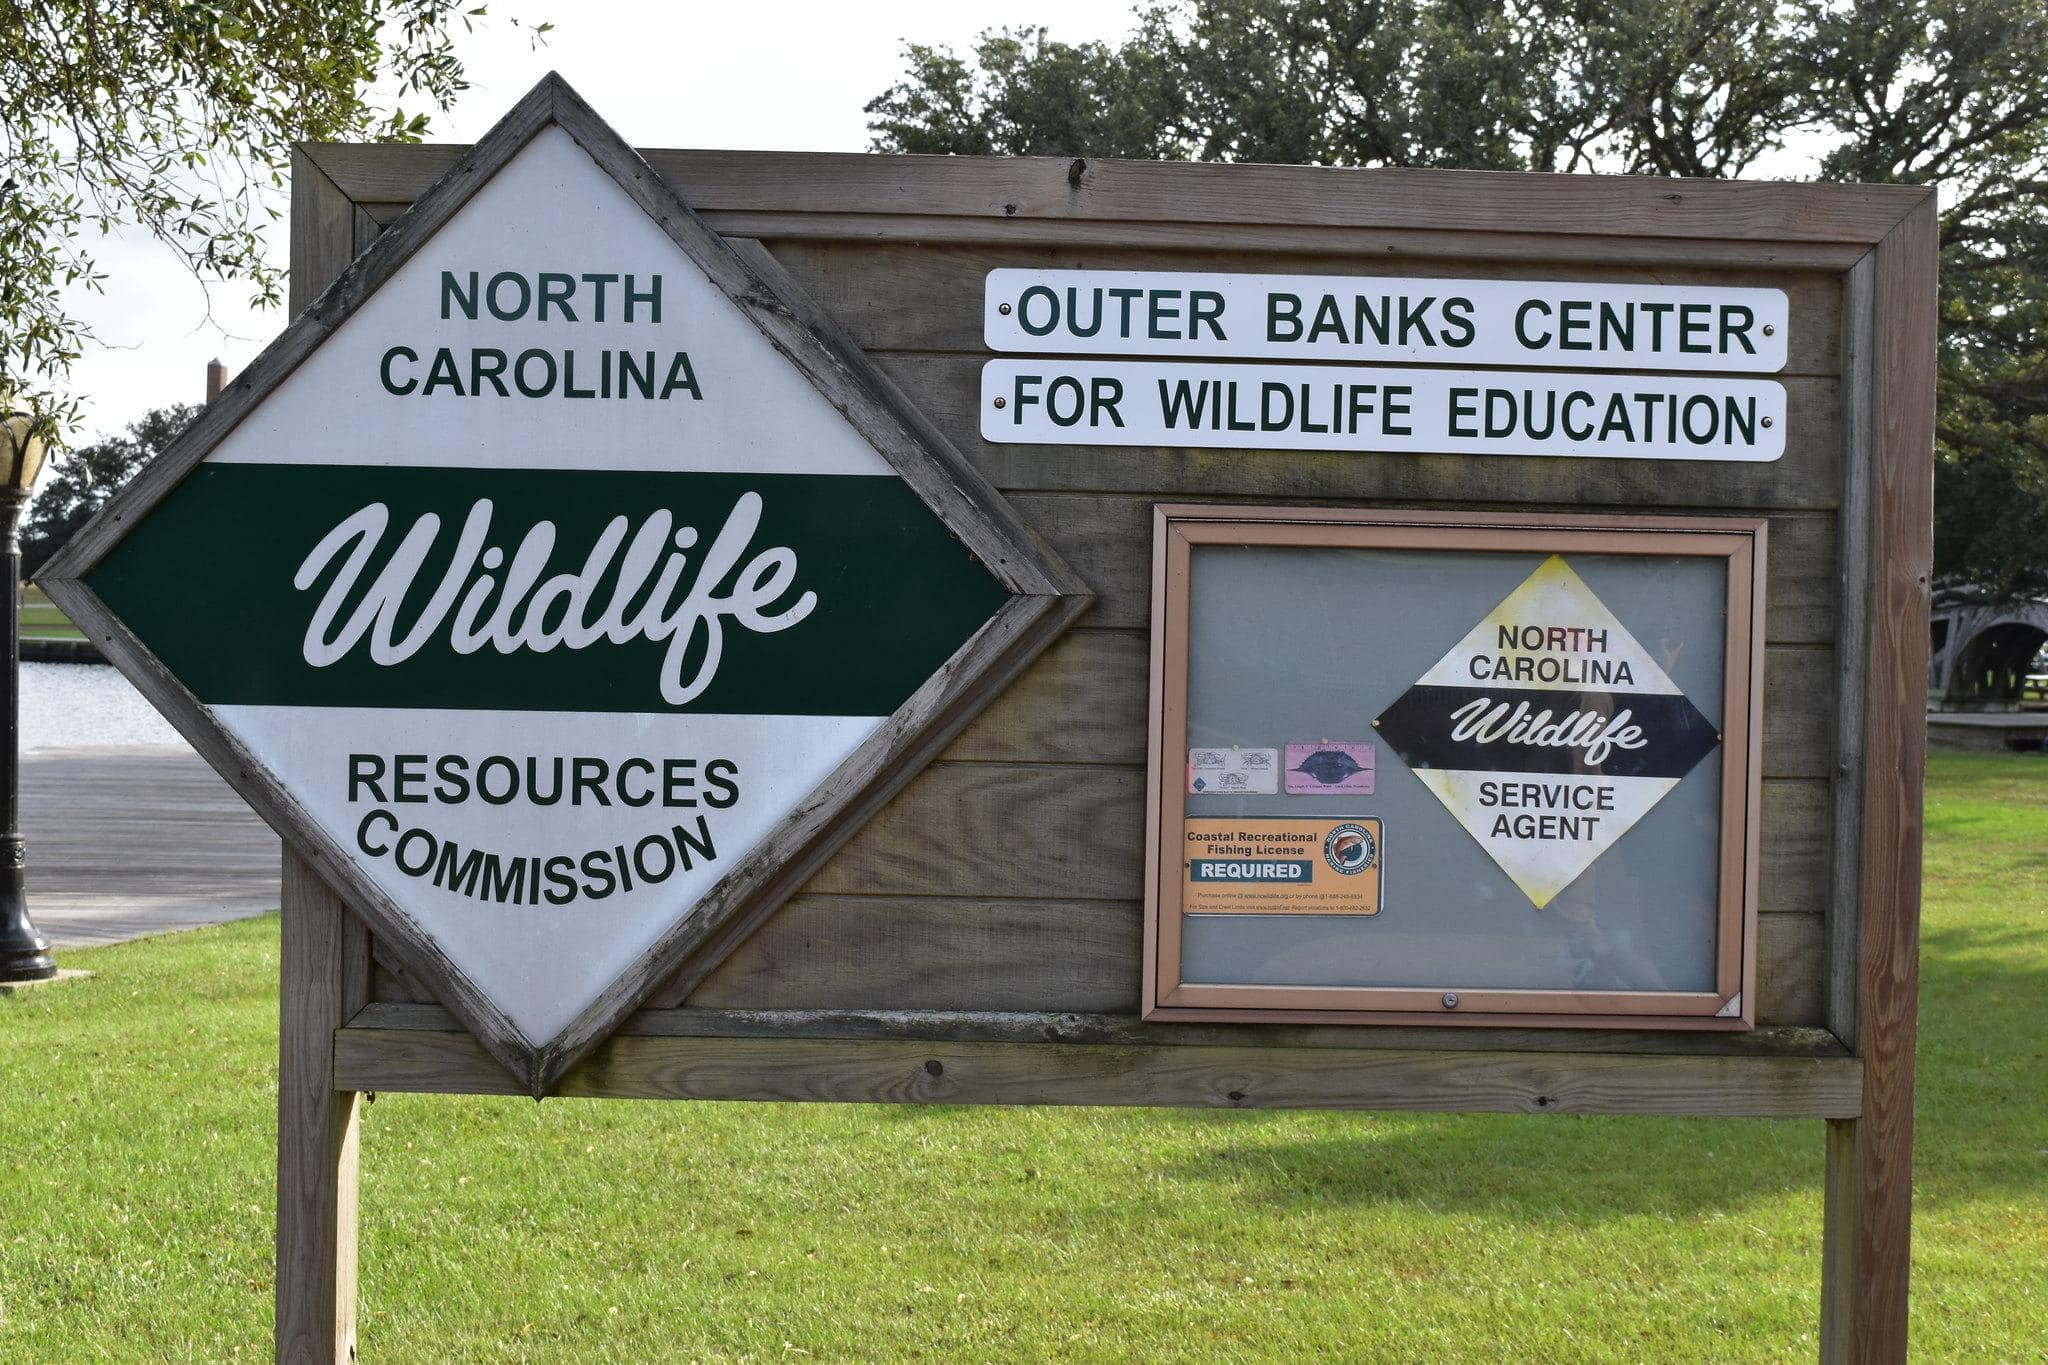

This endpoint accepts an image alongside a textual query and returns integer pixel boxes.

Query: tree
[1,2,545,440]
[869,0,2048,594]
[19,403,195,578]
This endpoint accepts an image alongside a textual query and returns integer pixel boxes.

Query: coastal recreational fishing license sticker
[1370,555,1720,909]
[1187,746,1280,794]
[1182,817,1383,915]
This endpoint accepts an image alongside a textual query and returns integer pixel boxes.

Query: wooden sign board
[49,75,1934,1363]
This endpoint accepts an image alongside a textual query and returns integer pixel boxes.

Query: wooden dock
[22,747,278,948]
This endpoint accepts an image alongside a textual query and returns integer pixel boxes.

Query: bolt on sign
[37,77,1087,1095]
[40,70,1937,1365]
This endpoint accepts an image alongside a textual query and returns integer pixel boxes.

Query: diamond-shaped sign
[1372,555,1719,908]
[39,76,1087,1095]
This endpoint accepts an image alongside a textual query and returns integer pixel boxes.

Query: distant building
[1929,589,2048,709]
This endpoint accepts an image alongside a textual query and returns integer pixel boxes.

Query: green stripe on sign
[88,465,1009,715]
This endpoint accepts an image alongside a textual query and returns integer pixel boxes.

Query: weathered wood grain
[808,763,1145,900]
[1819,193,1937,1365]
[354,1000,1848,1058]
[354,198,1890,268]
[935,629,1833,778]
[332,1022,1860,1116]
[1002,494,1838,642]
[306,142,1921,247]
[679,895,1141,1014]
[803,761,1828,913]
[1758,911,1824,1025]
[1761,778,1830,912]
[289,151,355,316]
[759,240,1844,377]
[676,891,1821,1026]
[276,850,363,1365]
[874,353,1844,510]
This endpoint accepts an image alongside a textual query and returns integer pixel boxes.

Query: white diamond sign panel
[1371,555,1722,908]
[39,76,1086,1094]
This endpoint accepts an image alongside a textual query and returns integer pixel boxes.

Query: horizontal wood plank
[355,200,1879,268]
[809,761,1828,910]
[1759,911,1825,1024]
[763,240,1843,377]
[939,629,1833,778]
[307,143,1921,247]
[877,353,1844,509]
[353,1000,1847,1057]
[1004,494,1837,643]
[677,892,1820,1025]
[681,895,1140,1013]
[1761,777,1830,912]
[332,1023,1859,1116]
[1761,647,1837,778]
[810,762,1144,900]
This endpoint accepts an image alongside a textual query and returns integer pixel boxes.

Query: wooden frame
[61,86,1935,1364]
[35,75,1091,1099]
[1140,507,1765,1029]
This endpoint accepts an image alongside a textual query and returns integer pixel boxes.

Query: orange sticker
[1181,817,1382,915]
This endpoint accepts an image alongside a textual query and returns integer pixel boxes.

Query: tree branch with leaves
[870,0,2048,595]
[0,0,546,443]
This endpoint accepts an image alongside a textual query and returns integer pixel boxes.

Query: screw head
[993,396,1006,409]
[1442,991,1459,1009]
[1761,416,1774,428]
[1763,323,1776,336]
[998,302,1013,316]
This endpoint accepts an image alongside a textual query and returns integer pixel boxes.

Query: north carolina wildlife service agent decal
[1371,556,1721,909]
[38,76,1088,1096]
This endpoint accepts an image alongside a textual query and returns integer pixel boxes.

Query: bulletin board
[1144,507,1765,1028]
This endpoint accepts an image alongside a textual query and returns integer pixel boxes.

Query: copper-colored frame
[1142,506,1767,1029]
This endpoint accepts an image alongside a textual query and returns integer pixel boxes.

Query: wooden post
[276,850,369,1362]
[1818,199,1937,1364]
[271,148,375,1365]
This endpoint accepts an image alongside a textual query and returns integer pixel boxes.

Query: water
[20,662,189,752]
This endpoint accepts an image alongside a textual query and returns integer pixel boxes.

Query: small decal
[1371,555,1720,909]
[1285,741,1376,794]
[1187,746,1280,795]
[1323,822,1379,875]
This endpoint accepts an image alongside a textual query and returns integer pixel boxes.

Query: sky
[59,0,1146,442]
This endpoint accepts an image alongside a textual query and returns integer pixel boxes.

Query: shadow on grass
[1149,1112,1815,1220]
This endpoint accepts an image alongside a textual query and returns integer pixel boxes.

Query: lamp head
[0,396,47,495]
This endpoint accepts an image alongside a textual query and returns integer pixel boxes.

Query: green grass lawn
[17,583,82,640]
[1,751,2042,1359]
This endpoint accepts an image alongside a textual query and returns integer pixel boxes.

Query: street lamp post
[0,403,52,981]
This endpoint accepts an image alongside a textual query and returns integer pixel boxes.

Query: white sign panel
[985,269,1789,372]
[78,116,1016,1067]
[981,358,1786,461]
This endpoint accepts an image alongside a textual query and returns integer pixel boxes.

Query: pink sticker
[1284,742,1376,795]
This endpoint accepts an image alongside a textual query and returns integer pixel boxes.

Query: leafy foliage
[20,403,195,577]
[870,0,2048,593]
[0,2,544,441]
